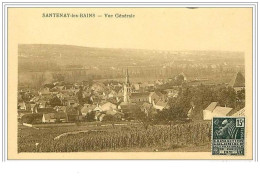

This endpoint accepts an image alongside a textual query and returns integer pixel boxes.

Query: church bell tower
[123,68,131,103]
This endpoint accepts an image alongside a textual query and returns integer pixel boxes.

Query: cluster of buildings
[203,101,245,120]
[18,69,245,125]
[18,69,181,125]
[203,72,245,120]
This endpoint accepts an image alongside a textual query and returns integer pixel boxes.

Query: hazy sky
[9,8,252,52]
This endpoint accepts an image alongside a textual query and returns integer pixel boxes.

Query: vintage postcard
[5,5,255,159]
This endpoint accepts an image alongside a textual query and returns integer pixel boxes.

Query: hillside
[18,44,244,72]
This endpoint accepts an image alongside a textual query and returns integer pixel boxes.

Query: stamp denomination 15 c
[212,117,245,155]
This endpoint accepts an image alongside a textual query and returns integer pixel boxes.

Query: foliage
[49,96,62,107]
[18,121,211,152]
[21,113,42,124]
[156,85,245,121]
[44,83,55,89]
[77,87,93,104]
[85,111,95,122]
[20,93,34,102]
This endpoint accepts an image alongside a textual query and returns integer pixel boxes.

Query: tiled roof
[38,108,56,113]
[204,102,218,112]
[131,92,150,98]
[155,100,168,108]
[213,106,233,116]
[230,72,245,87]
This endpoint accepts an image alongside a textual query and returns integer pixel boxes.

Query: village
[18,69,245,127]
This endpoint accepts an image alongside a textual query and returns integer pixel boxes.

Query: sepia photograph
[17,45,246,153]
[1,2,260,187]
[5,6,253,159]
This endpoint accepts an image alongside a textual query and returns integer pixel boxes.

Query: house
[108,90,117,98]
[146,83,155,89]
[65,106,80,121]
[37,107,56,114]
[93,103,103,112]
[100,102,117,112]
[38,100,47,108]
[153,100,169,111]
[155,79,164,85]
[42,113,56,123]
[149,91,165,104]
[64,83,74,90]
[30,103,38,113]
[38,87,51,96]
[91,82,106,93]
[30,96,40,103]
[54,112,68,122]
[230,72,245,92]
[64,96,78,106]
[203,102,233,120]
[53,85,65,91]
[130,92,150,103]
[18,101,27,110]
[80,104,96,116]
[203,102,218,120]
[133,83,141,91]
[54,106,67,112]
[140,102,157,116]
[140,82,155,90]
[212,106,233,117]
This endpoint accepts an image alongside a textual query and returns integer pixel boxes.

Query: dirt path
[54,130,103,140]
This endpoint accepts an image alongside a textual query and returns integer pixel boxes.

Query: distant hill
[18,44,244,72]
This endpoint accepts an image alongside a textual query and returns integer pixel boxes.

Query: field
[18,120,212,152]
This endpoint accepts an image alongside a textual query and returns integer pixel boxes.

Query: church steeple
[125,68,130,84]
[123,68,131,103]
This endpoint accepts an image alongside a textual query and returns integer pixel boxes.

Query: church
[122,68,150,104]
[121,68,166,107]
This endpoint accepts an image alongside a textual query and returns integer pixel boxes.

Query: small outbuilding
[203,102,233,120]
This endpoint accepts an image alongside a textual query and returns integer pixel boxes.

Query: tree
[155,104,188,123]
[86,111,95,122]
[131,107,156,130]
[237,89,245,102]
[76,87,84,104]
[44,83,55,89]
[216,87,237,108]
[49,96,62,107]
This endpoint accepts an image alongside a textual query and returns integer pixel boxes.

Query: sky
[9,8,252,52]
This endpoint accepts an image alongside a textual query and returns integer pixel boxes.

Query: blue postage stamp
[212,117,245,155]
